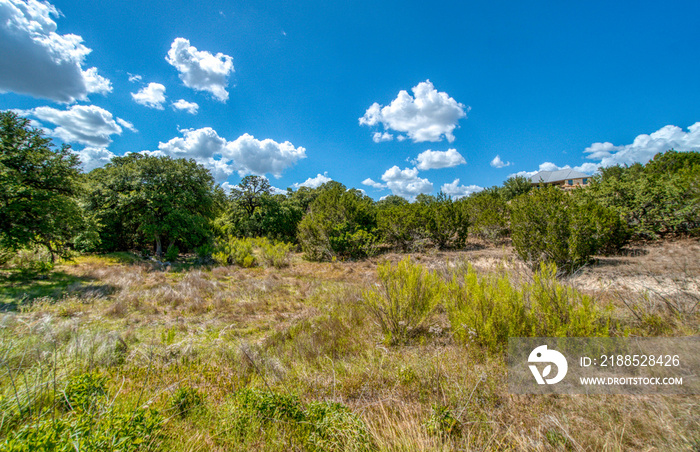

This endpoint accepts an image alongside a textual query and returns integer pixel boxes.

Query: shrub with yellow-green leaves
[212,237,292,268]
[361,257,443,345]
[446,263,611,352]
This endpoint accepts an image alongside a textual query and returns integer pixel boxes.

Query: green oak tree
[85,154,222,256]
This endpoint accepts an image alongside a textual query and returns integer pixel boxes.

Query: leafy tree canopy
[85,154,221,255]
[0,111,84,260]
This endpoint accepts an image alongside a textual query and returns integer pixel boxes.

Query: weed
[426,404,461,438]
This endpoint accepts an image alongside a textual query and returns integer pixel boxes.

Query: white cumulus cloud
[292,172,332,189]
[510,161,601,179]
[153,127,306,183]
[414,148,466,170]
[380,166,433,200]
[20,104,125,146]
[154,127,234,183]
[584,122,700,167]
[171,99,199,114]
[372,132,393,143]
[441,179,483,199]
[0,0,111,103]
[228,133,306,178]
[359,80,468,143]
[362,178,386,190]
[511,122,700,179]
[166,37,234,102]
[131,82,166,109]
[490,155,511,168]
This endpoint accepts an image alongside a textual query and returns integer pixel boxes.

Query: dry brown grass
[3,240,698,451]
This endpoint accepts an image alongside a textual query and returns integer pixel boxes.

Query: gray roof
[529,169,590,184]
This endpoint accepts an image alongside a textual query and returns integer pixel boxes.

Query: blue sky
[1,0,699,199]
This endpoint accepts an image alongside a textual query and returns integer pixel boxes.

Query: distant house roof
[529,169,590,184]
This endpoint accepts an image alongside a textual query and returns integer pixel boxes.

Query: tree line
[2,111,699,272]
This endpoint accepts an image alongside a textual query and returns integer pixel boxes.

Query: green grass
[0,270,100,310]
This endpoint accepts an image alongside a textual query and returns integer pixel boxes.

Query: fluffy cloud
[0,0,111,103]
[380,166,433,199]
[511,123,700,179]
[171,99,199,114]
[292,172,331,189]
[154,127,234,183]
[440,179,483,199]
[490,155,511,168]
[414,148,466,170]
[362,178,386,190]
[372,132,393,143]
[228,134,306,178]
[359,80,467,143]
[510,161,600,179]
[166,37,234,102]
[131,82,166,109]
[153,127,306,183]
[116,117,137,132]
[73,146,115,172]
[20,104,125,146]
[584,122,700,167]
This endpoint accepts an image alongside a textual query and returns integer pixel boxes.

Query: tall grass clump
[362,257,442,345]
[446,262,611,352]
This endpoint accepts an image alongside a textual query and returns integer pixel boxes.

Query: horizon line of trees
[2,110,699,273]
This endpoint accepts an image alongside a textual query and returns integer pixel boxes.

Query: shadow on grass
[0,269,115,312]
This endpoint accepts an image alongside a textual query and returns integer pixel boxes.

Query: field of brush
[0,239,698,451]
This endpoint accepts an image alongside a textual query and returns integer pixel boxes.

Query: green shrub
[304,400,373,451]
[446,262,610,352]
[164,243,179,262]
[377,202,428,252]
[585,150,700,239]
[361,257,442,345]
[255,238,293,268]
[3,247,55,273]
[461,189,509,242]
[71,217,102,253]
[212,237,292,268]
[60,372,107,412]
[226,389,372,452]
[194,243,215,264]
[426,405,461,437]
[297,182,377,261]
[0,407,162,452]
[212,237,256,267]
[509,185,626,273]
[170,386,204,418]
[421,193,469,249]
[2,372,161,452]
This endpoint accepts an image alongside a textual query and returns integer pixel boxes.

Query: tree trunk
[155,235,162,257]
